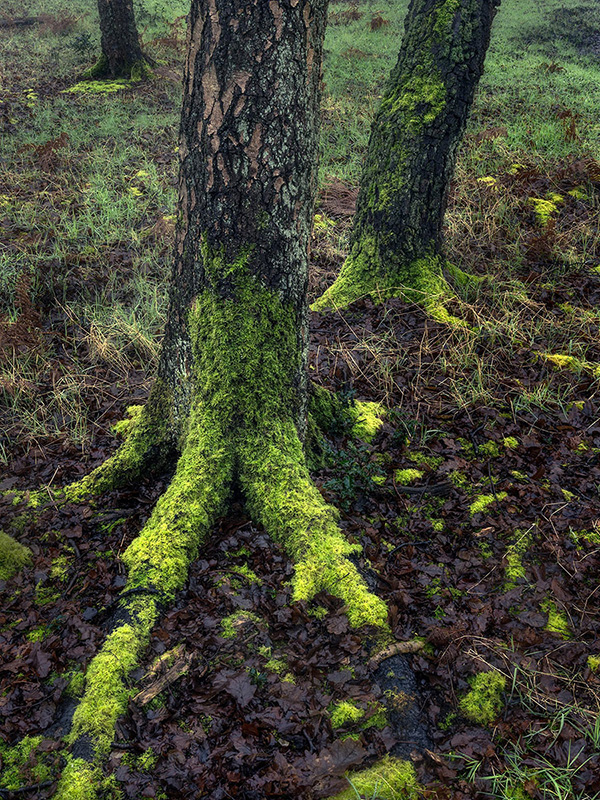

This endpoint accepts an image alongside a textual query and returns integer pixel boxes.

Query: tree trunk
[313,0,500,313]
[84,0,148,79]
[52,2,389,795]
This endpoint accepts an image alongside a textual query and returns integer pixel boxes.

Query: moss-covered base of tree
[53,259,390,799]
[311,243,466,327]
[80,54,153,82]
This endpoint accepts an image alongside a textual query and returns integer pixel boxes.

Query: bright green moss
[63,80,131,94]
[529,197,559,225]
[69,601,157,755]
[433,0,461,42]
[381,71,446,135]
[542,352,600,378]
[61,380,173,504]
[327,755,421,800]
[541,599,571,640]
[503,436,519,450]
[587,655,600,672]
[459,671,506,725]
[395,468,423,485]
[186,248,389,631]
[351,401,384,442]
[311,239,450,314]
[258,646,288,676]
[0,736,52,791]
[241,424,389,630]
[408,450,443,470]
[504,530,532,590]
[469,492,507,516]
[330,700,365,729]
[0,531,32,580]
[111,405,144,439]
[54,757,99,800]
[230,563,262,585]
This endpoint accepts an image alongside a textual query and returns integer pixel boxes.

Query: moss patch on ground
[327,755,421,800]
[0,530,32,580]
[459,670,506,725]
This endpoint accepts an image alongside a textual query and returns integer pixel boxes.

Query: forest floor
[1,1,600,799]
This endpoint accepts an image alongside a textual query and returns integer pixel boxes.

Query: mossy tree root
[80,54,153,82]
[240,422,390,631]
[54,398,389,796]
[53,405,233,799]
[24,382,174,512]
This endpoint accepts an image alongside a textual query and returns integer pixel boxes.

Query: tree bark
[313,0,501,313]
[85,0,147,79]
[52,2,390,796]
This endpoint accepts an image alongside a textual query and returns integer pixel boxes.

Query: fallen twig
[368,639,426,669]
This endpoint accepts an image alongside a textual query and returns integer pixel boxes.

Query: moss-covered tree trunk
[85,0,148,79]
[52,2,389,796]
[313,0,500,313]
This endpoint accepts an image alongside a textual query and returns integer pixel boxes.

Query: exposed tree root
[52,384,389,796]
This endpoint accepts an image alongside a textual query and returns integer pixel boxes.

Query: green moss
[459,670,506,725]
[380,71,446,135]
[504,529,532,590]
[121,396,232,601]
[469,492,507,516]
[258,646,288,676]
[503,436,519,450]
[351,401,385,442]
[188,249,389,631]
[0,531,32,581]
[111,405,144,439]
[69,601,157,755]
[50,554,70,582]
[312,240,450,315]
[0,736,53,791]
[587,655,600,672]
[363,701,387,731]
[61,379,173,504]
[448,469,469,489]
[221,611,263,639]
[327,755,421,800]
[66,667,85,698]
[27,626,46,642]
[408,450,443,470]
[542,352,600,378]
[330,700,365,729]
[529,197,559,225]
[63,80,132,94]
[230,563,262,586]
[54,757,99,800]
[540,599,571,640]
[478,441,501,458]
[433,0,461,41]
[394,468,423,485]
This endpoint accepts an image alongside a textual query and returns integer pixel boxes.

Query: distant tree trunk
[84,0,149,80]
[52,2,389,796]
[313,0,501,313]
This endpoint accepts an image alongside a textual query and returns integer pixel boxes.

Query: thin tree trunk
[314,0,500,312]
[85,0,148,79]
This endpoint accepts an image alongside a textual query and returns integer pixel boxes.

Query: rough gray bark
[314,0,501,311]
